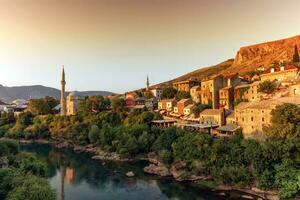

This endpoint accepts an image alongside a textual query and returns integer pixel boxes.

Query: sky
[0,0,300,93]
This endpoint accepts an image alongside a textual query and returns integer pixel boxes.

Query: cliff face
[226,35,300,74]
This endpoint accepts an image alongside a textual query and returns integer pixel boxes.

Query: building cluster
[155,65,300,138]
[0,99,28,115]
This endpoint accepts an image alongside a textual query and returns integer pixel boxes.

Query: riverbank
[4,138,280,200]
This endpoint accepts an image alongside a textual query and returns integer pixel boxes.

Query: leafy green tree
[0,169,15,199]
[11,153,48,177]
[88,125,100,144]
[79,96,111,113]
[263,103,300,139]
[258,80,278,94]
[7,175,55,200]
[274,162,300,199]
[192,103,211,117]
[175,91,191,101]
[172,133,212,162]
[27,96,59,115]
[111,98,126,112]
[161,87,177,99]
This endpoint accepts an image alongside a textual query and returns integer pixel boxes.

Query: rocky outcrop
[126,171,135,177]
[144,163,171,177]
[226,35,300,74]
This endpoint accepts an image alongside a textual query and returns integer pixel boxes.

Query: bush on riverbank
[0,140,55,200]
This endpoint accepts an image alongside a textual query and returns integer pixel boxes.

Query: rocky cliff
[225,35,300,74]
[154,34,300,88]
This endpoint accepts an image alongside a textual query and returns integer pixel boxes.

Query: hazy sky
[0,0,299,93]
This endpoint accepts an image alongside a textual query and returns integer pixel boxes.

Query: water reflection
[21,144,258,200]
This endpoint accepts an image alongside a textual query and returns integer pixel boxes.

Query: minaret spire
[60,66,67,116]
[146,75,150,91]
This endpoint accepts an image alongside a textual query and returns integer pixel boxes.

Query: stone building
[234,97,300,138]
[190,85,201,103]
[125,92,138,107]
[234,81,262,103]
[173,79,199,92]
[158,99,176,112]
[173,98,193,115]
[260,65,298,82]
[183,104,193,116]
[150,87,163,99]
[199,109,225,126]
[66,91,84,116]
[201,75,227,109]
[219,86,234,110]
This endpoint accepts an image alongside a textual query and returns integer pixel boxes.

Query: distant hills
[0,84,115,103]
[154,35,300,88]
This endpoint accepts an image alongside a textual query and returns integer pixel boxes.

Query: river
[21,144,260,200]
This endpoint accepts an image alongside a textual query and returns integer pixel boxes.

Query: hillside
[153,59,234,88]
[0,84,115,103]
[224,35,300,74]
[153,34,300,88]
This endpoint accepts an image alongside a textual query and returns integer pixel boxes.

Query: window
[251,117,253,121]
[252,126,254,129]
[242,117,244,122]
[262,117,265,122]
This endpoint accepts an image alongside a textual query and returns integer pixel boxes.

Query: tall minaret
[60,66,67,116]
[146,75,150,91]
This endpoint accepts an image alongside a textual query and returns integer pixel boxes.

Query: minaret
[146,75,150,91]
[60,66,67,116]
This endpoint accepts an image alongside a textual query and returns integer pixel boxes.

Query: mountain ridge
[0,84,116,103]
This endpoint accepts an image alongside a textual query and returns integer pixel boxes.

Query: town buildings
[173,98,193,115]
[200,75,227,109]
[150,87,163,99]
[260,65,299,82]
[158,99,176,112]
[234,97,300,137]
[199,109,225,126]
[190,86,201,103]
[173,79,199,92]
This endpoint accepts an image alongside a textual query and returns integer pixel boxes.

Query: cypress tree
[293,45,300,63]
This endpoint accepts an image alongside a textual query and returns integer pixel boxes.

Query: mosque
[60,67,83,116]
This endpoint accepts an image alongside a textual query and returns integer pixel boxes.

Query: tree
[161,87,177,99]
[192,103,211,117]
[175,91,190,101]
[293,45,300,63]
[258,80,277,94]
[7,175,56,200]
[111,98,126,112]
[27,97,59,115]
[88,125,100,144]
[79,96,111,113]
[263,103,300,139]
